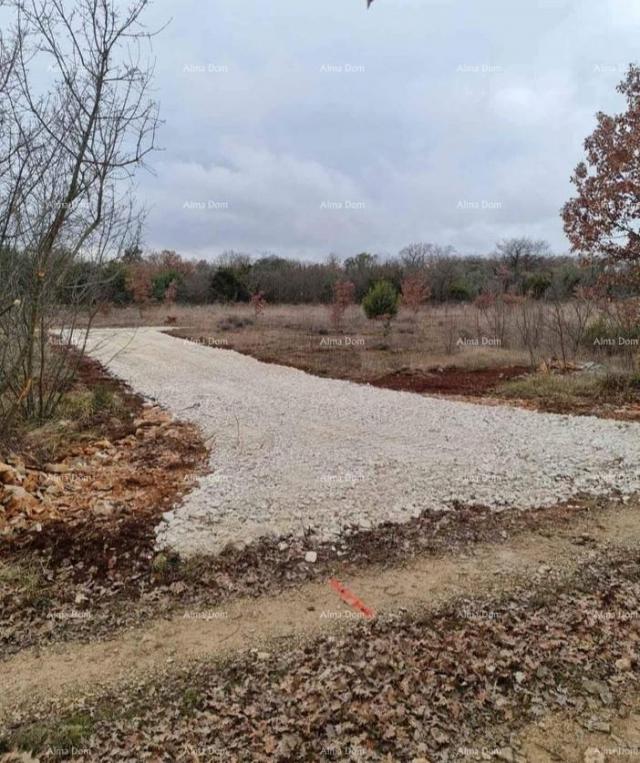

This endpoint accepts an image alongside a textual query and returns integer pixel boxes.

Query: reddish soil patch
[371,365,531,395]
[171,331,532,395]
[0,354,208,577]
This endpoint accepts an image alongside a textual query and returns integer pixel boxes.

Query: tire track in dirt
[2,500,639,722]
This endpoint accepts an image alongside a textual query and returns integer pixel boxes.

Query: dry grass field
[91,301,640,413]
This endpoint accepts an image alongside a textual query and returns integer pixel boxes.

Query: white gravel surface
[85,327,640,555]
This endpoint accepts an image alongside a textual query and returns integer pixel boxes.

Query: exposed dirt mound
[0,354,208,572]
[371,365,531,395]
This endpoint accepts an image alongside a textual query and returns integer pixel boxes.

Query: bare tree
[567,287,596,356]
[511,295,545,367]
[495,238,550,292]
[0,0,160,429]
[399,243,431,272]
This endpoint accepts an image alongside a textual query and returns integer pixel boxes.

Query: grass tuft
[499,370,640,405]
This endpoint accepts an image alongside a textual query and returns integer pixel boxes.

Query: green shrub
[499,373,602,403]
[362,280,399,322]
[210,268,250,302]
[58,391,94,422]
[448,281,472,301]
[599,371,640,394]
[582,317,640,354]
[152,269,183,301]
[523,272,552,298]
[91,384,115,413]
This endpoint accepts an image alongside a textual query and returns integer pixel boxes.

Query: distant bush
[250,290,267,318]
[362,280,399,334]
[582,317,640,354]
[448,281,472,302]
[523,272,552,298]
[210,268,250,303]
[217,315,254,332]
[330,280,356,329]
[101,260,131,305]
[152,270,182,301]
[401,274,431,314]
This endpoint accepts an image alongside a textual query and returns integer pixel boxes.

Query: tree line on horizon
[84,238,607,308]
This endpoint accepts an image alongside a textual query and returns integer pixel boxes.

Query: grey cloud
[138,0,637,259]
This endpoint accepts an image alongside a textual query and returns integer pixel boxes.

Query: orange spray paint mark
[328,578,376,620]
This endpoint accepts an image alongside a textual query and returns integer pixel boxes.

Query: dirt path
[3,500,639,723]
[508,698,640,762]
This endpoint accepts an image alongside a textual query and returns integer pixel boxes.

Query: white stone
[79,328,640,557]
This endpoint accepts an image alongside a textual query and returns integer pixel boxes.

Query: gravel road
[86,328,640,555]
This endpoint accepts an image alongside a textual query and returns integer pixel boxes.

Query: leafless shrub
[329,280,355,331]
[250,291,267,319]
[567,287,597,355]
[442,303,462,355]
[473,292,513,348]
[511,296,545,367]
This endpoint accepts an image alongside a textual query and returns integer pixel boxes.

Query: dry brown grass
[94,301,640,376]
[92,303,537,379]
[75,300,640,418]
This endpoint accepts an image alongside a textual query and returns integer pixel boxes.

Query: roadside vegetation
[500,369,640,413]
[0,0,159,447]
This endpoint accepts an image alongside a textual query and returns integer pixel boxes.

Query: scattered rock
[304,551,317,563]
[94,438,115,450]
[2,485,38,511]
[42,475,64,495]
[430,727,449,746]
[615,656,632,671]
[91,479,113,492]
[0,462,20,485]
[92,500,115,517]
[582,716,612,733]
[44,462,70,474]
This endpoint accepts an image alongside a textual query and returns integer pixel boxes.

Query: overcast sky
[138,0,639,261]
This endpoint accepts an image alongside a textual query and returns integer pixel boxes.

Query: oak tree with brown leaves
[562,65,640,289]
[400,274,430,314]
[250,290,267,319]
[330,280,356,329]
